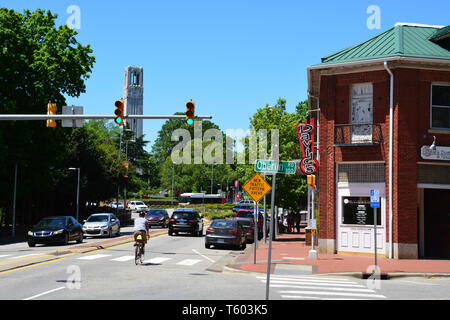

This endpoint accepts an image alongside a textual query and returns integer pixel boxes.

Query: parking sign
[370,189,380,208]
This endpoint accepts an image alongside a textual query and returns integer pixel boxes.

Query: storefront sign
[296,117,319,174]
[420,145,450,161]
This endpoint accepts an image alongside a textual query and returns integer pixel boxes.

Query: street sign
[254,159,296,174]
[242,173,272,203]
[370,189,380,208]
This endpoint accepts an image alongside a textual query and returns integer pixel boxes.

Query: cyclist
[133,211,150,255]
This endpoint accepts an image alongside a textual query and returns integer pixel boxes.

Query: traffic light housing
[185,101,195,126]
[114,100,125,125]
[307,174,316,189]
[47,102,57,127]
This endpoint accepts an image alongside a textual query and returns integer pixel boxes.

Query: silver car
[82,213,120,238]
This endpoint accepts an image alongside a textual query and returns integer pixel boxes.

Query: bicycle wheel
[135,244,141,265]
[139,244,144,264]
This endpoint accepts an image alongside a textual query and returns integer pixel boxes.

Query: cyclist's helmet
[139,211,146,217]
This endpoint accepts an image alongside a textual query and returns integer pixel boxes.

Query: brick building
[307,23,450,259]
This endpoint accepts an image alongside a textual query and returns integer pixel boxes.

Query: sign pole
[265,172,276,300]
[374,207,378,267]
[254,200,258,264]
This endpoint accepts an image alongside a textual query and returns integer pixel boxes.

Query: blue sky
[2,0,449,151]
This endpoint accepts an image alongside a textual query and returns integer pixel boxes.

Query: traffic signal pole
[0,115,212,120]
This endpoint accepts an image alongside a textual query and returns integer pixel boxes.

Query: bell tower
[123,66,144,137]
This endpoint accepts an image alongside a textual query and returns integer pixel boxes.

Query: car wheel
[241,241,246,250]
[116,228,121,237]
[76,233,83,243]
[108,228,112,238]
[28,241,36,247]
[168,230,173,236]
[205,243,210,249]
[63,233,69,245]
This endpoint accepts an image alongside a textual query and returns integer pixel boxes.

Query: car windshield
[173,212,196,219]
[211,220,236,228]
[147,211,164,217]
[35,217,66,228]
[135,202,145,205]
[87,215,109,222]
[236,211,254,218]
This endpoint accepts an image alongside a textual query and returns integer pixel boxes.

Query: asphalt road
[1,224,449,301]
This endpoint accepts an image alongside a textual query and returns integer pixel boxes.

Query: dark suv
[168,209,204,236]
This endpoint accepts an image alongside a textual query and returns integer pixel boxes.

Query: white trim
[394,22,445,28]
[417,183,450,190]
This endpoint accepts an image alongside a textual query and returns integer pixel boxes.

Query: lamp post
[69,167,80,221]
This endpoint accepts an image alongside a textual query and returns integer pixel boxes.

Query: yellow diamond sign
[242,173,272,203]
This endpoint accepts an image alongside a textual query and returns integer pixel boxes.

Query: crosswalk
[258,275,387,300]
[73,253,204,267]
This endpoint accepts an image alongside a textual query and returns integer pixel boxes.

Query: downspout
[383,61,394,259]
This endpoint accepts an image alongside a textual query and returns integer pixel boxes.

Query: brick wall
[317,67,450,254]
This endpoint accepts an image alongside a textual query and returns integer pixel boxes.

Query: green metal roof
[317,24,450,66]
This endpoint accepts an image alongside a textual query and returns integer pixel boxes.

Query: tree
[0,8,95,226]
[246,98,309,211]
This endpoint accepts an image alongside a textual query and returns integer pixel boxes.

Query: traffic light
[307,174,316,189]
[114,100,125,125]
[47,102,57,127]
[185,101,195,126]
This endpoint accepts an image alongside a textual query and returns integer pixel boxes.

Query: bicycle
[134,234,146,265]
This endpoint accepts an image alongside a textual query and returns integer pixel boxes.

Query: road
[1,224,449,301]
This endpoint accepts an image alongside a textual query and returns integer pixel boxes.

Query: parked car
[108,201,125,209]
[82,213,120,238]
[233,217,255,243]
[27,216,83,247]
[235,210,268,238]
[128,201,149,212]
[145,209,169,228]
[205,219,247,250]
[232,204,265,213]
[168,209,203,236]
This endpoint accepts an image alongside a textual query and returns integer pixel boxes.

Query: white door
[337,183,385,255]
[351,83,373,144]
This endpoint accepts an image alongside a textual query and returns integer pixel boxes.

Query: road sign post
[370,189,380,267]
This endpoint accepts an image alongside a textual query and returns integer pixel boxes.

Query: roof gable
[319,24,450,66]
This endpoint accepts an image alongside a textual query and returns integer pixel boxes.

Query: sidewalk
[226,229,450,278]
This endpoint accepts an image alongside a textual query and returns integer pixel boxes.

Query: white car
[128,201,148,212]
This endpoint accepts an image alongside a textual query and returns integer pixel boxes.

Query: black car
[168,209,203,236]
[145,209,169,228]
[205,219,247,250]
[27,216,83,247]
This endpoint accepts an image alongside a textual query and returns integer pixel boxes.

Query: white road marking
[0,255,12,259]
[177,259,202,266]
[77,254,111,260]
[9,253,41,259]
[192,249,216,263]
[282,257,305,260]
[23,287,65,300]
[110,255,135,262]
[144,257,172,264]
[279,290,386,299]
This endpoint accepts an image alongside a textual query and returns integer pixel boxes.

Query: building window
[431,84,450,130]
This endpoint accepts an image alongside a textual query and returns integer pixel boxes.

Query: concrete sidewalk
[226,231,450,278]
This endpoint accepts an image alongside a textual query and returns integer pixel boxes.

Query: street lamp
[69,167,80,221]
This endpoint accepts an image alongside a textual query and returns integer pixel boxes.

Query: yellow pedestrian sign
[242,173,272,203]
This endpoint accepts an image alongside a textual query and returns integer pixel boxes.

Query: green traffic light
[115,117,122,124]
[186,118,194,126]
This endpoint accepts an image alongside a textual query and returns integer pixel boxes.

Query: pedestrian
[295,214,301,233]
[287,212,293,233]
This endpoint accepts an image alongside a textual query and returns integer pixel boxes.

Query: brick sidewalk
[227,232,450,276]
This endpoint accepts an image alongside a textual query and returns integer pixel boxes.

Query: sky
[2,0,449,151]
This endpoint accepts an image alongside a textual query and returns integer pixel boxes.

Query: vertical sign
[296,117,319,175]
[370,189,380,267]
